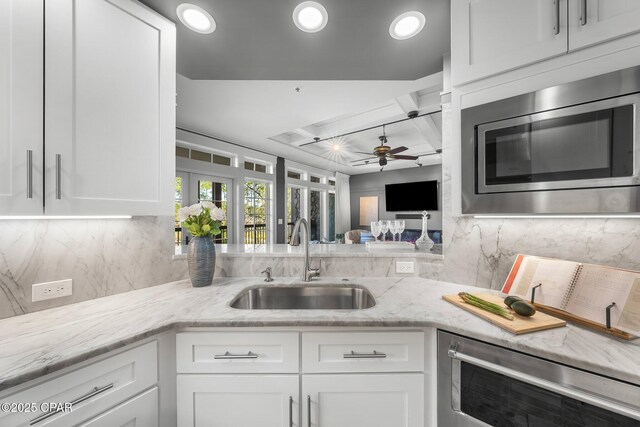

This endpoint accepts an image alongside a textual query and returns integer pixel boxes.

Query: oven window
[460,362,638,427]
[483,105,634,187]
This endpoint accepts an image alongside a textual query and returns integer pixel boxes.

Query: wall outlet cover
[32,279,73,302]
[395,261,415,274]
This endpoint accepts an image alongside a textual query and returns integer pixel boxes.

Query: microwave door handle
[448,346,640,422]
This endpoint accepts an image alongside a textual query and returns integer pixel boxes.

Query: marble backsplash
[0,216,188,320]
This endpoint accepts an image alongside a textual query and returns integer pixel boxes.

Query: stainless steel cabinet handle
[580,0,587,25]
[343,350,386,359]
[307,395,311,427]
[553,0,560,35]
[448,346,640,421]
[213,351,258,359]
[55,154,61,200]
[26,150,33,199]
[289,396,293,427]
[29,383,114,425]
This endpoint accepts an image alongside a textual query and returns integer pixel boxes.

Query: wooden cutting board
[443,293,566,334]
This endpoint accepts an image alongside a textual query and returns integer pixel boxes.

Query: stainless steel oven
[437,331,640,427]
[462,65,640,214]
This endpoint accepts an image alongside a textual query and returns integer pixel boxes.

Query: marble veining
[0,217,188,320]
[0,277,638,392]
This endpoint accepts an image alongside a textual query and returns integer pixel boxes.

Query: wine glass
[388,220,398,242]
[379,220,389,242]
[370,221,381,242]
[397,220,405,242]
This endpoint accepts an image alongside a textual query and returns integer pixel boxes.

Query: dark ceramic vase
[187,236,216,287]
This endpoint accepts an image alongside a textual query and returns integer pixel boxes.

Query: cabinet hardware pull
[343,350,387,359]
[289,396,293,427]
[307,395,311,427]
[553,0,560,35]
[580,0,587,25]
[55,154,61,200]
[213,351,258,359]
[448,345,639,421]
[29,383,114,425]
[26,150,33,199]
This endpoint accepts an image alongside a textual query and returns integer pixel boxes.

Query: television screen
[385,180,438,211]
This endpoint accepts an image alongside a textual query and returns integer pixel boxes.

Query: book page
[618,278,640,335]
[564,265,639,328]
[508,256,578,308]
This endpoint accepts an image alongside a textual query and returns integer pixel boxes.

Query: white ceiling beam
[394,93,442,150]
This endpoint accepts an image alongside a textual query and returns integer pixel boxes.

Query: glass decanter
[415,211,434,251]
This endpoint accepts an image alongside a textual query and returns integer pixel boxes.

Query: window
[310,189,321,241]
[191,149,211,162]
[196,177,230,244]
[310,175,321,183]
[212,154,232,166]
[328,192,336,241]
[175,176,184,247]
[328,179,335,186]
[287,170,301,180]
[287,186,302,241]
[245,160,268,173]
[244,181,270,244]
[176,146,190,158]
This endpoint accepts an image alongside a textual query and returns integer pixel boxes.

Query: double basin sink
[230,285,376,310]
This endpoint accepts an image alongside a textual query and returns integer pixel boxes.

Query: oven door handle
[448,346,640,421]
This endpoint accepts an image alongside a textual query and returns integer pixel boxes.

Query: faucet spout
[289,218,320,282]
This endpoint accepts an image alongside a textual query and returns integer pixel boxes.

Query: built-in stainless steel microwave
[462,66,640,214]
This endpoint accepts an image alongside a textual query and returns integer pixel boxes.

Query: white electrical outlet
[395,261,415,274]
[32,279,73,302]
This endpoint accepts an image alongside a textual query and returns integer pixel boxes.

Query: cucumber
[511,300,536,317]
[504,295,524,308]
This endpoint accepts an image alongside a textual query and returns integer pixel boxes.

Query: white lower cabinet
[176,375,299,427]
[79,387,158,427]
[175,330,428,427]
[303,374,424,427]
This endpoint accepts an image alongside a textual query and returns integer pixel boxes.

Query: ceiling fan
[351,125,418,168]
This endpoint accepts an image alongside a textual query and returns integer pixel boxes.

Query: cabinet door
[78,388,158,427]
[177,375,299,427]
[569,0,640,50]
[302,374,424,427]
[452,0,568,85]
[44,0,176,216]
[0,0,43,215]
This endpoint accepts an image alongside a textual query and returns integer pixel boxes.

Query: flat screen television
[385,180,438,211]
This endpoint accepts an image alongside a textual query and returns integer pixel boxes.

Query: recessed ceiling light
[293,1,328,33]
[389,11,426,40]
[177,3,216,34]
[332,143,341,152]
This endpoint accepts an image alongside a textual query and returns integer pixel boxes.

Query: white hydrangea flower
[210,206,225,221]
[201,201,215,211]
[188,203,203,217]
[178,206,190,222]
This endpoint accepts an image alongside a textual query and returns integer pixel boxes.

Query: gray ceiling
[140,0,450,80]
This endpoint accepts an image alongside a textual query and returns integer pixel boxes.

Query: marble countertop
[0,276,638,392]
[174,243,444,259]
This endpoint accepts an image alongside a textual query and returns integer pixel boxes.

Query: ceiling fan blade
[387,146,408,155]
[350,156,378,163]
[388,154,418,160]
[354,151,374,156]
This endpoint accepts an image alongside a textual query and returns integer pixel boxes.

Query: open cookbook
[502,254,640,337]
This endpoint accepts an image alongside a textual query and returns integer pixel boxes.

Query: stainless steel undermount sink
[230,285,376,310]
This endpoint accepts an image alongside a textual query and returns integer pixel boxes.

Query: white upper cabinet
[44,0,176,216]
[452,0,568,86]
[0,0,44,215]
[569,0,640,50]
